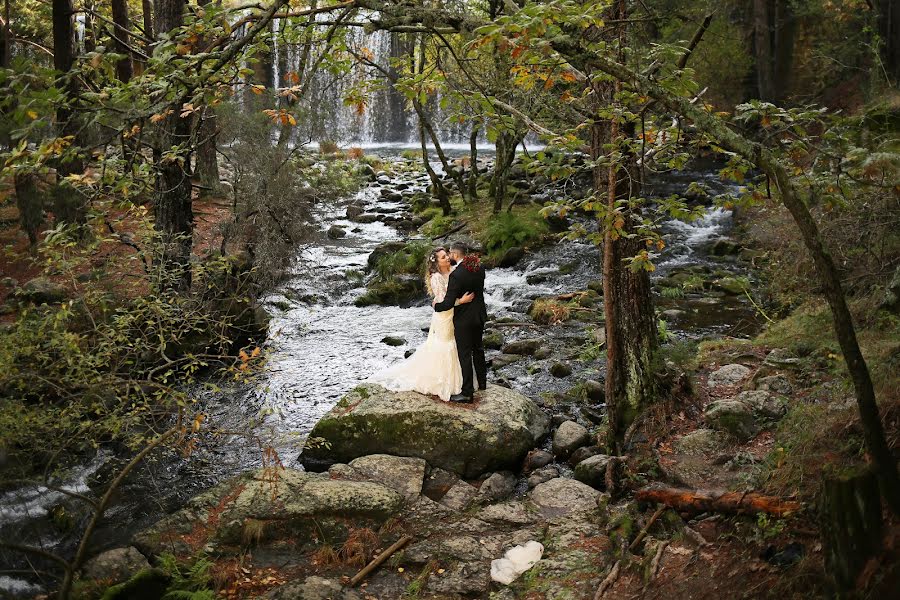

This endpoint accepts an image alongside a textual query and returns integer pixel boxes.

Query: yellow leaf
[251,84,265,95]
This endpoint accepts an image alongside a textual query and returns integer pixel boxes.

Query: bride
[369,247,475,401]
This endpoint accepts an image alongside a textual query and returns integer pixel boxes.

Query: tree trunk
[876,0,900,83]
[772,0,796,103]
[153,0,193,291]
[1,0,10,69]
[141,0,153,41]
[195,106,219,193]
[14,173,44,249]
[636,484,803,517]
[418,118,451,215]
[820,471,883,595]
[52,0,87,231]
[468,124,480,200]
[753,0,775,101]
[111,0,134,82]
[490,131,518,213]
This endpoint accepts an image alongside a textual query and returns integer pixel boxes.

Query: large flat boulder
[301,383,549,478]
[133,468,402,557]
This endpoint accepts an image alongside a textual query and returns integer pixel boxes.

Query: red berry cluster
[462,254,481,272]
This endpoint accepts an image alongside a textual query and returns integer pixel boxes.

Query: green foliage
[372,241,432,283]
[422,213,455,238]
[660,286,684,299]
[481,211,548,260]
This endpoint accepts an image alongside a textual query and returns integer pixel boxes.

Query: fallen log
[349,535,412,587]
[635,484,802,517]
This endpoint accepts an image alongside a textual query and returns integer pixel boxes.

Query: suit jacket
[433,260,487,327]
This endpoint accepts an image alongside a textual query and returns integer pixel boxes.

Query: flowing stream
[0,152,764,597]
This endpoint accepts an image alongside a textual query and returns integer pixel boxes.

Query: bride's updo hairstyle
[425,246,448,297]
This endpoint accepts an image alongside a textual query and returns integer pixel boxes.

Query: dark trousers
[455,321,487,395]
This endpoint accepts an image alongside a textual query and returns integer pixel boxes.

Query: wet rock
[674,429,724,455]
[18,277,67,304]
[440,480,478,511]
[552,421,590,458]
[703,237,742,256]
[580,405,605,425]
[550,362,573,378]
[501,338,542,355]
[499,246,526,268]
[404,349,415,358]
[476,471,516,504]
[568,380,604,403]
[527,273,549,284]
[755,374,793,395]
[533,347,552,360]
[587,279,604,294]
[483,330,504,350]
[264,576,362,600]
[714,276,746,295]
[491,353,523,369]
[380,335,406,346]
[527,466,559,488]
[568,445,603,467]
[735,390,787,420]
[573,454,612,489]
[82,547,150,584]
[348,454,426,501]
[531,478,601,517]
[133,469,403,556]
[661,308,686,321]
[352,213,380,224]
[707,363,751,387]
[302,384,549,478]
[376,175,392,185]
[346,204,366,220]
[327,225,347,239]
[355,275,423,307]
[523,449,554,473]
[704,400,758,441]
[366,241,408,270]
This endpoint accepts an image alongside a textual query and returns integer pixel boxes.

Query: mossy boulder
[301,384,549,478]
[354,275,424,307]
[704,400,758,441]
[132,469,402,557]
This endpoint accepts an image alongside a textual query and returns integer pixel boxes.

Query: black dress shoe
[478,383,487,391]
[449,393,473,403]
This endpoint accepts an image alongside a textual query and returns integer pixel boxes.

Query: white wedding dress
[369,272,463,401]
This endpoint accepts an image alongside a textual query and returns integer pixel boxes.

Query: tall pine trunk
[753,0,775,101]
[153,0,193,291]
[111,0,133,82]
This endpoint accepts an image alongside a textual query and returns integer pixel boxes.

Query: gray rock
[528,466,559,488]
[483,330,504,350]
[348,454,426,501]
[440,480,478,511]
[475,471,516,504]
[707,364,751,387]
[735,390,787,420]
[764,348,802,368]
[674,429,724,455]
[346,204,366,220]
[552,421,590,459]
[19,277,67,304]
[422,467,459,501]
[302,384,549,478]
[568,445,603,466]
[491,353,523,369]
[327,225,347,239]
[881,264,900,313]
[477,501,538,526]
[755,374,793,395]
[704,400,759,441]
[530,477,601,517]
[573,454,612,489]
[133,469,403,556]
[533,347,553,360]
[550,362,573,378]
[81,547,150,584]
[523,449,554,473]
[661,309,685,321]
[265,576,362,600]
[426,561,491,596]
[405,535,485,564]
[501,338,542,356]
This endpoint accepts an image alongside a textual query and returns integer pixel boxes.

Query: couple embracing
[371,242,488,403]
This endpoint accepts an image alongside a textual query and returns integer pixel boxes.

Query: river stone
[19,277,67,304]
[735,390,787,420]
[302,384,548,478]
[523,449,554,473]
[531,478,601,517]
[550,362,573,378]
[501,338,542,355]
[533,346,553,360]
[499,246,526,268]
[132,469,403,556]
[475,471,516,504]
[552,421,590,459]
[568,445,603,467]
[573,454,612,490]
[527,466,559,488]
[704,400,759,441]
[440,480,478,511]
[674,429,724,455]
[380,335,406,346]
[348,454,426,501]
[483,330,504,350]
[491,353,523,369]
[755,374,793,395]
[707,364,751,387]
[327,225,347,239]
[81,547,150,584]
[264,576,362,600]
[366,241,407,270]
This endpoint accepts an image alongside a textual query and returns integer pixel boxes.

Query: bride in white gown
[369,247,475,401]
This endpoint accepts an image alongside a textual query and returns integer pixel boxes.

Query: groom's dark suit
[433,257,488,396]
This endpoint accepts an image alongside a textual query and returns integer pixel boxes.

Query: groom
[433,241,488,403]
